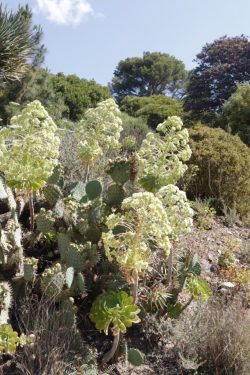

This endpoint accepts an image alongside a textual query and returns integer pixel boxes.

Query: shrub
[174,301,250,374]
[221,83,250,146]
[120,112,150,148]
[187,125,250,220]
[191,198,216,230]
[120,95,183,128]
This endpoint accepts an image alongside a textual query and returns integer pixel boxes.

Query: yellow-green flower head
[77,99,122,165]
[102,192,172,274]
[139,116,192,186]
[156,185,193,239]
[0,100,60,190]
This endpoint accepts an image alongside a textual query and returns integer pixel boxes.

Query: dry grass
[174,300,250,374]
[13,294,96,375]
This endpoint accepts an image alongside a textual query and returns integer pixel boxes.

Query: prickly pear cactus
[41,263,66,299]
[44,184,63,206]
[65,242,98,272]
[106,184,125,207]
[23,257,38,282]
[106,157,130,186]
[57,232,71,262]
[36,208,55,234]
[85,180,102,201]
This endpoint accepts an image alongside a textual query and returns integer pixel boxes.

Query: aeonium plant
[0,100,60,229]
[139,116,192,188]
[102,192,172,302]
[90,290,140,363]
[76,98,123,182]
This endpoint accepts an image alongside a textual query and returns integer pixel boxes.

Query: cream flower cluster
[76,99,123,165]
[139,116,192,185]
[0,101,60,190]
[102,192,172,274]
[156,185,193,239]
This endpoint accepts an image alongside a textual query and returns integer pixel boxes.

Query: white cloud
[36,0,94,25]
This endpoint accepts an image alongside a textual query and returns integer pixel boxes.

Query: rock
[219,281,235,289]
[210,264,219,273]
[207,252,215,262]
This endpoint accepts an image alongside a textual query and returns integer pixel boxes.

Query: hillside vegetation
[0,4,249,375]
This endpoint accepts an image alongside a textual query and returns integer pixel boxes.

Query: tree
[0,68,67,124]
[111,52,186,103]
[120,95,183,128]
[184,36,250,123]
[15,4,46,68]
[50,73,110,121]
[0,70,110,124]
[0,5,45,84]
[221,83,250,146]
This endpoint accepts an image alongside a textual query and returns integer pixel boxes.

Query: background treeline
[1,4,250,220]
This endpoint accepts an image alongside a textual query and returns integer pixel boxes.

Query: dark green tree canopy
[0,69,110,124]
[120,95,183,128]
[50,73,110,121]
[111,52,186,103]
[184,35,250,123]
[221,83,250,146]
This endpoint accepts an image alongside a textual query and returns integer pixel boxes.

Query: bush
[221,83,250,146]
[174,301,250,374]
[187,125,250,220]
[120,112,150,148]
[191,198,216,230]
[120,95,183,128]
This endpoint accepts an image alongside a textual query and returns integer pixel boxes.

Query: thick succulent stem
[28,191,34,231]
[102,331,120,364]
[181,295,193,312]
[132,269,139,303]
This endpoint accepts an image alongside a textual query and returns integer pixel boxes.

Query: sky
[5,0,250,86]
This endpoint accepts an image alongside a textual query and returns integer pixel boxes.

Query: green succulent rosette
[89,291,140,335]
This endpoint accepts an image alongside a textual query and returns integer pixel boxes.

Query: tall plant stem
[102,332,120,364]
[132,269,139,303]
[84,163,90,183]
[181,295,193,312]
[166,247,173,287]
[28,190,34,231]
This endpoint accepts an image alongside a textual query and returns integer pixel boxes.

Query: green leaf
[128,348,144,366]
[167,302,183,318]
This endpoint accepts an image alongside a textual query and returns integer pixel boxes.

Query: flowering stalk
[0,101,60,230]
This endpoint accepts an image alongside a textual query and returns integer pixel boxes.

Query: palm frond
[0,5,36,83]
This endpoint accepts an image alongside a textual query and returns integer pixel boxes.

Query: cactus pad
[44,184,63,206]
[106,158,130,185]
[86,180,102,200]
[106,184,125,207]
[36,208,55,234]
